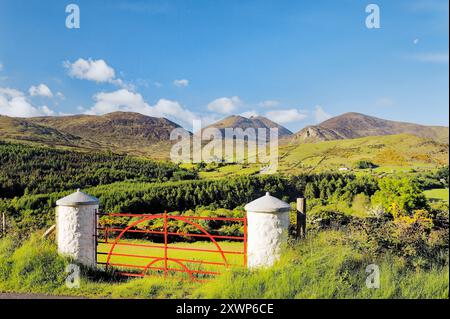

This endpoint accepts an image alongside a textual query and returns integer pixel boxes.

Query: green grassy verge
[1,231,447,299]
[424,188,449,202]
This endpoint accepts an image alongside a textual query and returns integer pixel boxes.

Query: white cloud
[173,79,189,87]
[29,83,53,98]
[314,105,332,123]
[86,88,206,129]
[240,110,259,118]
[0,87,55,117]
[265,109,307,124]
[0,87,23,98]
[64,58,119,83]
[40,105,55,116]
[258,100,280,108]
[413,38,420,45]
[207,96,242,114]
[0,62,3,71]
[56,92,65,100]
[412,52,449,64]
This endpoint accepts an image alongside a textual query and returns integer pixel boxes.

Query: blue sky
[0,0,448,132]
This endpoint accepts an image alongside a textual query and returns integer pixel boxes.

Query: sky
[0,0,448,132]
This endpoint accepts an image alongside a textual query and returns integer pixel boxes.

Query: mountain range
[0,111,448,158]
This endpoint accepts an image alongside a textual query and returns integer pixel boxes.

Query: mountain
[292,112,449,144]
[0,115,99,149]
[202,115,293,139]
[1,112,189,158]
[29,111,184,144]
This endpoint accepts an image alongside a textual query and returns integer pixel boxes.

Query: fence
[95,211,247,281]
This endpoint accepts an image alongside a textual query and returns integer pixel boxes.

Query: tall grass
[193,231,449,299]
[0,231,448,298]
[0,234,67,293]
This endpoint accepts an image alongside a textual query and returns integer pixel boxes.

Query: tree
[371,177,428,217]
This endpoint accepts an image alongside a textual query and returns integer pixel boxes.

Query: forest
[0,141,197,198]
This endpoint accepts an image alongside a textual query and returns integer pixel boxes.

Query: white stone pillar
[56,189,99,268]
[244,192,291,269]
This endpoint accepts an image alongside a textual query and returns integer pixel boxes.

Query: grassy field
[424,188,449,202]
[97,240,245,279]
[181,134,449,179]
[278,134,448,174]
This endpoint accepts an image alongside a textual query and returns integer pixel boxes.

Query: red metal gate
[96,211,247,281]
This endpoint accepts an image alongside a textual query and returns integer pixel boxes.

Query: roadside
[0,292,86,299]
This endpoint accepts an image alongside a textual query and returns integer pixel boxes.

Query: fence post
[163,210,168,276]
[1,212,5,237]
[296,197,306,239]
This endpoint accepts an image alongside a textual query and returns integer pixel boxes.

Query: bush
[354,160,378,169]
[372,177,428,217]
[307,207,353,232]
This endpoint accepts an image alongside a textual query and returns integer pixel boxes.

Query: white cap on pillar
[56,189,99,207]
[244,192,291,213]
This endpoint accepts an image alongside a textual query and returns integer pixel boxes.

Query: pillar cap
[245,192,291,213]
[56,189,99,206]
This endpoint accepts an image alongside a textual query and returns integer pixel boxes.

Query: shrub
[371,177,428,216]
[307,207,353,232]
[354,160,378,169]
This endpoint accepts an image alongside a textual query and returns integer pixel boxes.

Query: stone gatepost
[56,189,99,267]
[244,192,291,269]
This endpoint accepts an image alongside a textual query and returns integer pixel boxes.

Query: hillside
[279,133,449,174]
[29,112,184,142]
[292,112,449,144]
[202,115,293,139]
[1,112,189,158]
[0,115,99,149]
[0,140,196,198]
[196,133,449,179]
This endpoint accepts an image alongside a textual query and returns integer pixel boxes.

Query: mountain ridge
[292,112,449,144]
[202,115,293,139]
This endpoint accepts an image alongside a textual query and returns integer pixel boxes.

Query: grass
[194,231,449,299]
[278,134,448,174]
[1,231,448,299]
[180,134,448,179]
[424,188,449,202]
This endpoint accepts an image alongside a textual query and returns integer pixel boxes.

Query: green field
[97,241,245,278]
[182,134,449,179]
[424,188,449,202]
